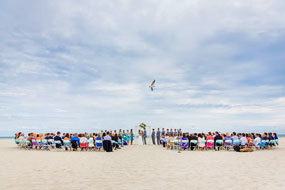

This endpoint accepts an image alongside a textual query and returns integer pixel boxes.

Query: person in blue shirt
[70,133,80,151]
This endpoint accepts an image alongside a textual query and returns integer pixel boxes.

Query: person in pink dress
[206,132,214,150]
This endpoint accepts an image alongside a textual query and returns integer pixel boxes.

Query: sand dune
[0,138,284,190]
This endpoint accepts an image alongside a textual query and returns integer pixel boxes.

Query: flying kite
[149,80,155,91]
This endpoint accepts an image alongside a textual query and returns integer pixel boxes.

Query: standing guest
[156,128,161,145]
[126,130,130,145]
[174,129,178,136]
[103,132,113,152]
[62,133,66,139]
[130,129,134,145]
[54,131,64,149]
[122,130,128,146]
[151,128,156,145]
[161,128,165,136]
[178,128,182,135]
[143,128,147,145]
[166,129,170,136]
[170,129,173,136]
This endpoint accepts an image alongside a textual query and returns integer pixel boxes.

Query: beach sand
[0,138,284,190]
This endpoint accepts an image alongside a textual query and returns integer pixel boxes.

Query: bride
[137,130,143,145]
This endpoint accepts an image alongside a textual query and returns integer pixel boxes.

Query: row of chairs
[164,138,279,151]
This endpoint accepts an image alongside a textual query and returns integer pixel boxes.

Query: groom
[143,128,147,145]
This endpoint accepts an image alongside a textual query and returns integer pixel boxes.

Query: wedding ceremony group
[14,128,280,152]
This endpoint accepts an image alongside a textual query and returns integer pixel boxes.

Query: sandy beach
[0,138,284,190]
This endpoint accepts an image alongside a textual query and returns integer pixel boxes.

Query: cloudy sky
[0,0,285,135]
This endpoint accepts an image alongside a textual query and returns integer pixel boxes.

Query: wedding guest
[88,133,95,150]
[151,128,156,145]
[130,129,134,145]
[206,132,214,150]
[214,132,223,151]
[96,134,103,151]
[63,133,71,151]
[70,133,80,151]
[180,133,188,151]
[166,129,170,136]
[54,131,64,149]
[188,133,198,150]
[273,133,279,145]
[198,134,205,151]
[167,134,174,150]
[103,132,113,152]
[224,133,232,150]
[254,134,261,149]
[156,128,161,145]
[240,133,248,147]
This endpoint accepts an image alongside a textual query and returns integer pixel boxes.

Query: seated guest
[88,133,95,151]
[214,132,223,151]
[224,133,232,150]
[167,134,174,150]
[254,134,261,149]
[63,133,71,151]
[189,133,198,150]
[206,132,214,150]
[180,133,189,151]
[273,133,279,145]
[240,133,248,147]
[112,133,120,150]
[247,134,254,147]
[103,132,113,152]
[80,134,88,151]
[96,134,103,151]
[198,134,205,151]
[70,133,80,151]
[54,131,64,149]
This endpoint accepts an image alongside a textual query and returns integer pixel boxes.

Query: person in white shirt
[254,134,261,149]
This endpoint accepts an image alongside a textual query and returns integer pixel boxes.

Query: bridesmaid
[126,130,130,145]
[130,129,134,145]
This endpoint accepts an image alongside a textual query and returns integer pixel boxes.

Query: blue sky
[0,0,285,135]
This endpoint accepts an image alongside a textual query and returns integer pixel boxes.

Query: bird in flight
[149,80,155,91]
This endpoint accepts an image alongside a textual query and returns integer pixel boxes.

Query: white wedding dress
[138,134,143,145]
